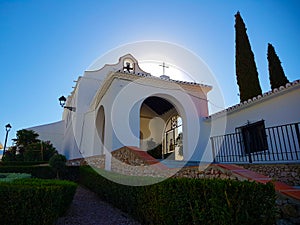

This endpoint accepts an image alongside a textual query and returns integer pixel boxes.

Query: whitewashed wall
[201,82,300,163]
[28,121,65,154]
[92,77,208,163]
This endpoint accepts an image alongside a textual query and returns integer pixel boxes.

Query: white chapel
[30,54,212,163]
[29,53,300,166]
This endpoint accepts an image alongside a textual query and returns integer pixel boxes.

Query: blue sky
[0,0,299,147]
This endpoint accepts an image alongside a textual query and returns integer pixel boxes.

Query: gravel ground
[55,186,141,225]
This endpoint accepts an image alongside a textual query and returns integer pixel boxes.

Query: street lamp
[3,123,12,156]
[58,95,76,112]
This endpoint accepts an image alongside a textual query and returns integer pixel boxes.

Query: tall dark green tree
[235,11,262,102]
[267,43,289,89]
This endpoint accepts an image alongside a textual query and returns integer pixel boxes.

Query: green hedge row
[0,165,79,181]
[0,165,55,178]
[0,161,48,166]
[0,178,77,225]
[79,166,277,225]
[0,173,32,182]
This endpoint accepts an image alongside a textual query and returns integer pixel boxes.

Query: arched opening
[164,115,183,160]
[140,96,183,160]
[96,106,105,155]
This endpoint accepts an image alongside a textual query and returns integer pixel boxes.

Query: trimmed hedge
[0,161,48,166]
[0,173,31,182]
[0,178,77,225]
[0,165,56,178]
[0,165,79,181]
[79,166,277,225]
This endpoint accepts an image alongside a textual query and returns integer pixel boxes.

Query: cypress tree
[267,43,289,89]
[235,11,262,102]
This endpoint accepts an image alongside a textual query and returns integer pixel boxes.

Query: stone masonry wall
[276,194,300,225]
[241,164,300,186]
[67,155,105,168]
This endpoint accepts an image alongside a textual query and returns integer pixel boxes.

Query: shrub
[49,154,67,179]
[0,165,80,181]
[13,178,77,215]
[0,178,77,225]
[79,166,277,225]
[0,161,48,166]
[0,173,31,182]
[0,165,56,179]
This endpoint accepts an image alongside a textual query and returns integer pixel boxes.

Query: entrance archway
[96,106,105,155]
[140,96,183,160]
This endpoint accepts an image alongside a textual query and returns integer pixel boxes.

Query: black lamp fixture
[58,96,76,112]
[3,123,12,156]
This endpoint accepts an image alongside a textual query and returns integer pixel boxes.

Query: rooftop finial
[159,62,169,75]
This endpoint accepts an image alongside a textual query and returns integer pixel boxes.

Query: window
[165,116,182,154]
[237,120,268,154]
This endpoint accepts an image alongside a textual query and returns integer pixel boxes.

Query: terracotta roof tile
[206,79,300,119]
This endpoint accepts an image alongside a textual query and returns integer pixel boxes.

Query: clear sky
[0,0,299,147]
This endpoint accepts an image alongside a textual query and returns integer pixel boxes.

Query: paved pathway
[55,186,141,225]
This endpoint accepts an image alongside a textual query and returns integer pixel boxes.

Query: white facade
[206,81,300,133]
[28,54,300,165]
[203,80,300,163]
[28,121,64,152]
[30,54,212,164]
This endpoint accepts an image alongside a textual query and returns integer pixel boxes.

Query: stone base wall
[110,160,240,180]
[276,194,300,225]
[111,158,169,177]
[241,164,300,186]
[111,146,152,166]
[67,155,105,168]
[85,155,105,168]
[173,165,239,180]
[108,147,239,180]
[67,154,300,187]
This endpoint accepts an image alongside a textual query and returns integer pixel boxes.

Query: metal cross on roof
[159,62,169,75]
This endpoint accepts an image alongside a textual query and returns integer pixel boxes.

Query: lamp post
[58,95,76,112]
[58,95,67,107]
[3,123,12,156]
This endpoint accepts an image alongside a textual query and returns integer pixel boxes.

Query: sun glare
[139,60,196,82]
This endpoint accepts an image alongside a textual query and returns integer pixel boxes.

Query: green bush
[49,154,67,179]
[0,173,31,182]
[0,161,48,166]
[0,165,56,179]
[79,166,277,225]
[13,178,77,215]
[0,165,80,181]
[0,178,77,225]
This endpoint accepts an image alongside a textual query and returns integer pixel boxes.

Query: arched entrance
[96,106,105,155]
[140,96,183,160]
